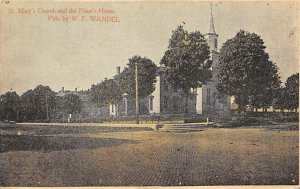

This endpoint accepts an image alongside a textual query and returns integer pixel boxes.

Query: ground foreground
[0,123,298,186]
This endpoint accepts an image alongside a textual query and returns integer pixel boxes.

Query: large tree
[64,93,83,114]
[217,30,280,112]
[19,89,35,121]
[161,25,212,93]
[273,87,286,112]
[284,73,299,112]
[0,91,20,121]
[249,60,281,112]
[160,25,212,113]
[119,56,157,98]
[19,85,56,121]
[91,78,123,106]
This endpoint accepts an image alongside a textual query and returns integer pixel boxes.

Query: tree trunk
[185,94,188,115]
[17,111,19,122]
[237,104,246,115]
[235,95,248,115]
[115,103,118,117]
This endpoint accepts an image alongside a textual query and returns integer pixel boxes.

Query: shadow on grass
[0,135,137,153]
[0,124,153,135]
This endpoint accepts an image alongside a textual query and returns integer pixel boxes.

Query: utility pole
[45,92,49,120]
[135,61,139,124]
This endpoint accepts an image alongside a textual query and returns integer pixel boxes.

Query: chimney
[75,88,77,92]
[62,87,64,92]
[116,66,121,75]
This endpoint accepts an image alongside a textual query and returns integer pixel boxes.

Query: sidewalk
[16,122,159,130]
[16,122,212,131]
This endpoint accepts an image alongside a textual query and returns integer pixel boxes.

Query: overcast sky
[0,1,298,95]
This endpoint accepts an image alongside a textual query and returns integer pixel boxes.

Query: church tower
[196,4,231,118]
[206,5,219,78]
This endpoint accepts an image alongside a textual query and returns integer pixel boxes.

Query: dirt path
[0,125,298,186]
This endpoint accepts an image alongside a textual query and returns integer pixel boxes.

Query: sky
[0,1,299,95]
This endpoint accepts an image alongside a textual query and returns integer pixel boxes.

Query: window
[207,88,211,105]
[164,80,168,91]
[111,104,114,112]
[149,96,154,111]
[214,38,218,49]
[173,97,176,109]
[173,96,178,113]
[163,96,168,111]
[123,98,127,113]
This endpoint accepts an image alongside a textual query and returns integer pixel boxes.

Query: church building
[148,8,231,118]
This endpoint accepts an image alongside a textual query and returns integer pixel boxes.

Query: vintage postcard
[0,0,299,188]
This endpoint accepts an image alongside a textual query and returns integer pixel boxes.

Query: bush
[221,117,268,128]
[274,116,299,123]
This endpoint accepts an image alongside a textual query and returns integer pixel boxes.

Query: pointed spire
[209,3,216,34]
[207,3,218,51]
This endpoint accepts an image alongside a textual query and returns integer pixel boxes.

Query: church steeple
[209,4,216,34]
[207,4,218,51]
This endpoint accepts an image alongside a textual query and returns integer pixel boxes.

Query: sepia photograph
[0,0,299,187]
